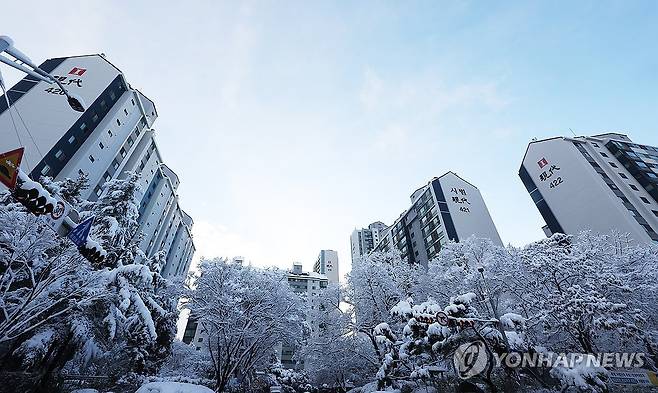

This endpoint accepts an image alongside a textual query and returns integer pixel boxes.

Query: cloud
[191,220,264,270]
[358,67,509,117]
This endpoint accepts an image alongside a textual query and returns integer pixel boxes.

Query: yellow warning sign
[0,147,24,189]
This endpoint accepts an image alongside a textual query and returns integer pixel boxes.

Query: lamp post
[0,35,85,112]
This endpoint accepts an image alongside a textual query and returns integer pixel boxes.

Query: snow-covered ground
[135,382,214,393]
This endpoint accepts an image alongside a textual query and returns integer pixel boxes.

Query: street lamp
[0,35,85,112]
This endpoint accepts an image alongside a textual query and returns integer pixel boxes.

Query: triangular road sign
[0,147,24,189]
[68,216,95,247]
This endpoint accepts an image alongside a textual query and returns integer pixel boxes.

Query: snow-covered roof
[287,270,328,281]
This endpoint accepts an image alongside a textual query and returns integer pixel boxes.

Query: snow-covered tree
[158,340,214,383]
[187,258,305,392]
[299,284,378,390]
[346,250,422,362]
[0,172,181,389]
[78,172,144,269]
[373,293,508,391]
[364,233,658,392]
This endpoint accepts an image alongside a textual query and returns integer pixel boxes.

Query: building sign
[450,187,471,213]
[45,68,86,96]
[537,158,563,189]
[68,67,87,76]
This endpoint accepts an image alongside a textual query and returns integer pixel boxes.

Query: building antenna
[569,128,577,137]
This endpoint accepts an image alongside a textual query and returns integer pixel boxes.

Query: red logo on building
[537,157,548,168]
[68,67,87,76]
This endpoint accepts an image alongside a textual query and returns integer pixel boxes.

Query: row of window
[581,147,658,239]
[34,77,127,179]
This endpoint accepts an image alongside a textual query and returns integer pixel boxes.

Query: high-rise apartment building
[520,133,658,244]
[281,262,328,369]
[313,249,339,283]
[0,54,194,278]
[350,221,387,264]
[373,172,502,266]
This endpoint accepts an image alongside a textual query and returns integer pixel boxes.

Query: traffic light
[78,238,107,265]
[12,171,57,216]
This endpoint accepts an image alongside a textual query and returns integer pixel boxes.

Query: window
[104,172,111,182]
[592,142,599,147]
[619,173,628,179]
[648,173,658,179]
[100,99,107,109]
[94,186,102,197]
[99,142,105,149]
[198,337,203,342]
[89,155,95,163]
[78,169,85,176]
[120,147,127,157]
[127,136,134,146]
[630,184,639,191]
[112,160,119,169]
[80,123,88,133]
[40,165,50,175]
[600,152,609,158]
[116,119,121,126]
[92,113,99,123]
[68,135,76,144]
[609,162,618,168]
[54,150,64,159]
[641,196,651,204]
[110,91,116,101]
[108,130,113,137]
[131,98,135,106]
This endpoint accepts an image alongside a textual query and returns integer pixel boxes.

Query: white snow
[500,312,526,330]
[550,354,608,391]
[451,292,477,305]
[391,299,413,317]
[135,381,214,393]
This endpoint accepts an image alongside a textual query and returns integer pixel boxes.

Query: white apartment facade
[350,221,387,265]
[520,133,658,244]
[281,262,329,369]
[374,172,503,266]
[313,249,339,283]
[0,54,194,278]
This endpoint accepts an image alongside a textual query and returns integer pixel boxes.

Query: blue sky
[3,1,657,277]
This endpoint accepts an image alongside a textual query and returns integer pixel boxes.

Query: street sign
[68,216,94,247]
[609,370,658,386]
[436,311,449,326]
[40,198,71,232]
[0,147,24,189]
